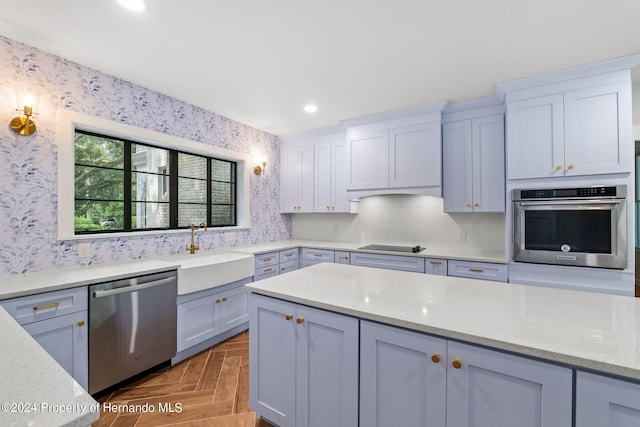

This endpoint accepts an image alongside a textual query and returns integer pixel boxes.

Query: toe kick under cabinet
[0,286,89,390]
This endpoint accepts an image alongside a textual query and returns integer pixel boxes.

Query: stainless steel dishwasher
[89,270,177,394]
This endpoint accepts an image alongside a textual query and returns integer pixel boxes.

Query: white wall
[291,194,506,254]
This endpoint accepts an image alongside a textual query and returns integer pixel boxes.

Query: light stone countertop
[227,239,508,264]
[0,259,180,301]
[0,307,99,426]
[246,262,640,381]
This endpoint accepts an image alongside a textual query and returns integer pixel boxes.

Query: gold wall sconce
[10,92,38,136]
[254,156,267,175]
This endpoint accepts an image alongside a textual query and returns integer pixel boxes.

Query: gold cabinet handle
[556,165,563,171]
[567,164,575,170]
[222,297,227,302]
[430,261,443,265]
[216,299,221,304]
[285,314,293,321]
[285,253,294,257]
[466,203,471,207]
[431,353,441,364]
[263,257,272,263]
[296,317,304,324]
[474,203,479,207]
[327,205,331,210]
[264,268,273,273]
[469,268,484,273]
[77,321,85,327]
[343,256,349,261]
[33,302,59,311]
[314,253,322,257]
[452,358,462,369]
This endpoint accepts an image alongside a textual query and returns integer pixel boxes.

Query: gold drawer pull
[567,164,575,170]
[262,257,272,262]
[469,268,484,273]
[264,268,273,273]
[216,299,221,304]
[33,302,59,311]
[222,297,227,302]
[556,165,563,171]
[431,353,441,363]
[466,203,471,207]
[77,321,85,327]
[285,314,293,321]
[430,261,442,265]
[314,253,322,257]
[285,253,294,257]
[296,317,304,324]
[452,359,462,369]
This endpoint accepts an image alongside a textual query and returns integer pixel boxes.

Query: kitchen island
[247,262,640,427]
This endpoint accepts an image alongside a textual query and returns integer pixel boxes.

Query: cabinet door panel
[332,139,349,212]
[296,305,359,427]
[23,311,88,390]
[446,341,572,427]
[347,130,389,190]
[281,148,301,213]
[473,114,504,212]
[389,122,441,188]
[564,83,631,175]
[220,285,248,333]
[506,94,564,179]
[177,294,220,352]
[443,120,473,212]
[314,142,332,212]
[360,320,446,427]
[249,295,296,427]
[299,146,315,212]
[576,371,640,427]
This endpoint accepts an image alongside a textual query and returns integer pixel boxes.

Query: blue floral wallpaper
[0,36,290,276]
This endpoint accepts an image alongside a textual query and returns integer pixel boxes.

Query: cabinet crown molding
[495,53,640,101]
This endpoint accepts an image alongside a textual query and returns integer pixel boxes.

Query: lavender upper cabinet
[443,114,505,212]
[389,122,441,189]
[281,146,314,213]
[576,371,640,427]
[344,102,446,199]
[506,81,632,179]
[314,135,349,213]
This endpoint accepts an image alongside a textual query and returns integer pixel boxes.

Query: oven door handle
[517,200,624,207]
[92,276,175,299]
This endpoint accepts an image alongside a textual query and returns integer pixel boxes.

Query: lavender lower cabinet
[446,341,572,427]
[576,371,640,426]
[360,320,447,427]
[249,293,359,427]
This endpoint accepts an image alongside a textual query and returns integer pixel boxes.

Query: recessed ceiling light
[117,0,148,12]
[304,104,318,113]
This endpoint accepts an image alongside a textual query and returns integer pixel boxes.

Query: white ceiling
[1,0,640,136]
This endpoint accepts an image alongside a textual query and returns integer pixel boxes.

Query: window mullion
[207,158,212,226]
[169,151,179,228]
[124,142,132,231]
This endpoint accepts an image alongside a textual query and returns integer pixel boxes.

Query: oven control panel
[515,185,624,200]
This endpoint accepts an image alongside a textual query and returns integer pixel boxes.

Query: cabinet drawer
[255,252,279,268]
[425,258,448,276]
[279,248,299,263]
[279,260,299,274]
[254,265,279,281]
[301,248,335,263]
[350,252,425,273]
[1,287,87,326]
[447,260,508,282]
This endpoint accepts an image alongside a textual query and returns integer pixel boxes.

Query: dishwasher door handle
[92,276,175,299]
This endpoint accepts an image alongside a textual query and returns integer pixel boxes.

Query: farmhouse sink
[162,251,254,295]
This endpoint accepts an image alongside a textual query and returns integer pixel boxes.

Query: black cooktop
[358,244,425,253]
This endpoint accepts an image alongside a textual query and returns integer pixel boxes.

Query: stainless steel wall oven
[512,185,627,269]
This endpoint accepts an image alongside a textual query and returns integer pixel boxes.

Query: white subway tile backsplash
[291,195,506,254]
